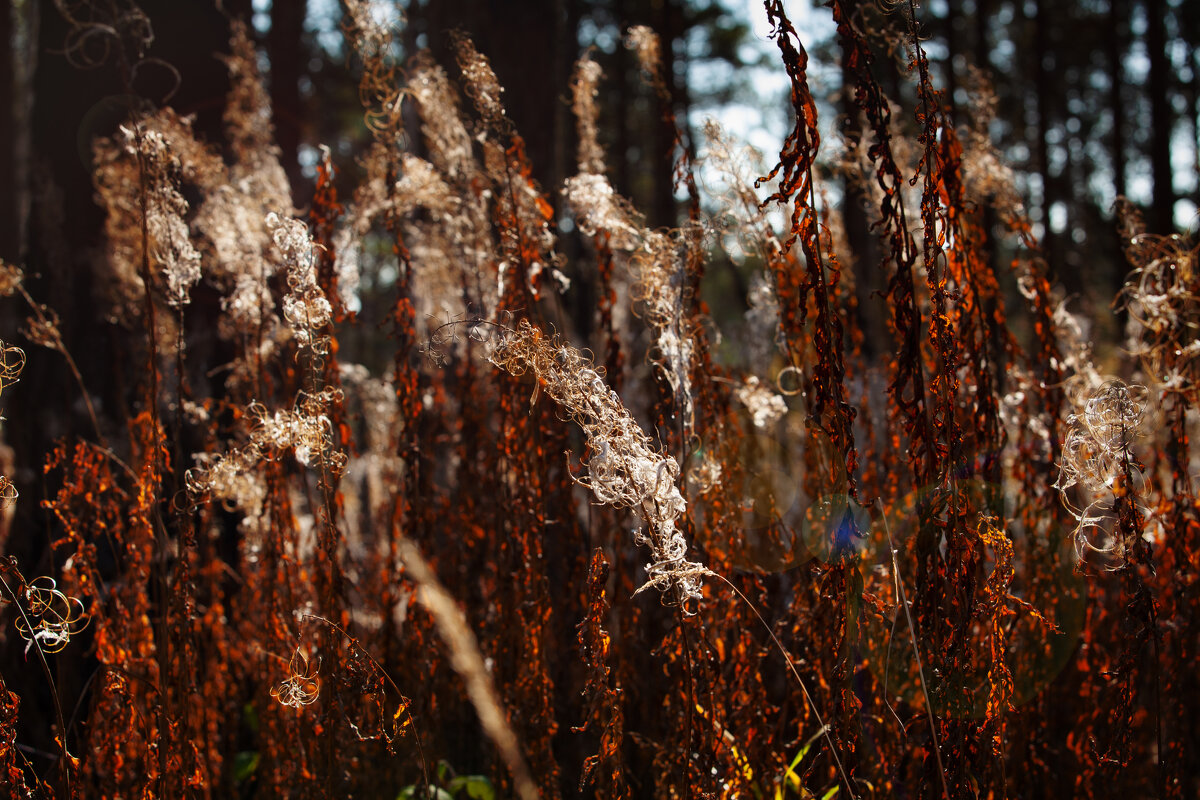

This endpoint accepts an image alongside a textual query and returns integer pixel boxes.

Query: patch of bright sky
[687,1,840,232]
[251,0,270,35]
[292,0,835,168]
[305,0,359,55]
[310,3,344,54]
[284,0,1192,230]
[689,1,836,161]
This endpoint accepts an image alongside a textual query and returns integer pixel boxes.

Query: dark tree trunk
[268,0,309,203]
[551,0,574,219]
[613,0,632,197]
[943,0,958,114]
[1108,0,1128,201]
[223,0,255,24]
[1106,0,1131,299]
[651,0,682,229]
[1,1,17,261]
[17,0,238,489]
[1192,22,1200,214]
[1146,0,1175,232]
[1033,0,1064,285]
[972,0,1004,285]
[840,4,884,359]
[0,0,36,262]
[424,0,572,204]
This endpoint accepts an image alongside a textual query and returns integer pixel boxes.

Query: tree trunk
[268,0,309,203]
[0,0,37,262]
[1033,0,1064,284]
[840,4,884,359]
[1108,0,1129,201]
[614,0,632,197]
[1,1,16,261]
[972,0,1004,286]
[1192,29,1200,215]
[1146,0,1175,232]
[943,0,958,114]
[651,0,681,229]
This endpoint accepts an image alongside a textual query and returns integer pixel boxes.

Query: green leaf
[818,787,839,800]
[789,724,829,772]
[787,741,811,772]
[398,786,454,800]
[232,751,260,783]
[447,775,495,800]
[241,703,259,734]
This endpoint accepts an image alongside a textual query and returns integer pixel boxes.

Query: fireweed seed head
[1116,213,1200,397]
[735,375,788,429]
[125,123,203,308]
[0,260,24,296]
[485,321,709,605]
[1057,381,1147,495]
[267,212,333,349]
[1056,381,1150,564]
[563,174,642,250]
[407,53,475,181]
[624,25,662,79]
[570,53,606,176]
[452,33,509,133]
[20,304,63,350]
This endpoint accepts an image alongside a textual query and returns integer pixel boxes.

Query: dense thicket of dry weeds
[0,1,1197,798]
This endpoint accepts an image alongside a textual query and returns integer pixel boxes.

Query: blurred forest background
[3,0,1198,341]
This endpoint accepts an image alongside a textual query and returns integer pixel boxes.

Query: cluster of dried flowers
[1056,381,1150,563]
[486,320,709,602]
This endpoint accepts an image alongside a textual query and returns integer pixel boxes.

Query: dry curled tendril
[272,648,322,709]
[0,341,26,397]
[1055,381,1151,564]
[0,341,21,512]
[12,577,90,656]
[0,477,17,508]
